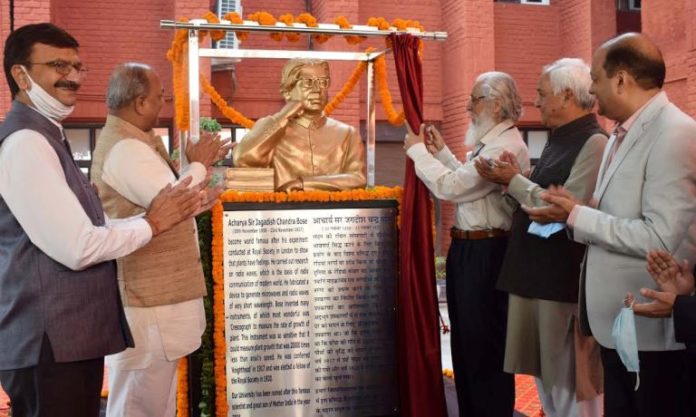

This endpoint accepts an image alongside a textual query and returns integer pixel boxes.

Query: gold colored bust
[232,59,366,191]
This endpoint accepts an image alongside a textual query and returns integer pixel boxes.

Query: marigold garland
[375,55,406,125]
[297,12,329,44]
[247,11,283,41]
[176,358,190,417]
[200,74,255,128]
[211,202,228,417]
[278,14,301,42]
[203,11,226,42]
[324,60,367,116]
[223,11,248,41]
[335,16,365,45]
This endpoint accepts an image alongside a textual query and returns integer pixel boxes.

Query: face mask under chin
[20,66,75,121]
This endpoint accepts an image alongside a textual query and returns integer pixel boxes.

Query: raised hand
[522,185,578,223]
[186,131,233,167]
[646,250,694,295]
[404,123,426,151]
[425,125,445,154]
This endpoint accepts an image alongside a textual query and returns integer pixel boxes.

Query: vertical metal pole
[186,21,203,171]
[366,59,376,188]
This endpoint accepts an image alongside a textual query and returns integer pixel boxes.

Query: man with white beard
[404,71,530,417]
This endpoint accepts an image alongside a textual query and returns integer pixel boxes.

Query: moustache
[54,81,80,91]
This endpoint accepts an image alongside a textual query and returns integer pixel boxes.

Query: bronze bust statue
[232,59,366,191]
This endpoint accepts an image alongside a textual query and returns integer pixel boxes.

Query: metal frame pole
[185,23,202,171]
[366,59,376,188]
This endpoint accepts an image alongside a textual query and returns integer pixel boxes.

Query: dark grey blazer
[0,101,132,370]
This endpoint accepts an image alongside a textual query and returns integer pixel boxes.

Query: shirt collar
[618,91,663,134]
[480,119,515,145]
[292,114,327,129]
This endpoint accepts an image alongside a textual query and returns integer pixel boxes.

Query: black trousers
[0,334,104,417]
[601,347,691,417]
[446,237,514,417]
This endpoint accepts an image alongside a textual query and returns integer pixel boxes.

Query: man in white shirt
[90,63,230,417]
[0,23,202,417]
[404,71,530,417]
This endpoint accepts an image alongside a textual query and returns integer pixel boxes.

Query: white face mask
[20,65,75,121]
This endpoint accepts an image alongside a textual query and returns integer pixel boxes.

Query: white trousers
[106,356,178,417]
[534,328,603,417]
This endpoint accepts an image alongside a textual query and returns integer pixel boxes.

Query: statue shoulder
[324,117,356,138]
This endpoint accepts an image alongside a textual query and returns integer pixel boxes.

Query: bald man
[524,33,696,416]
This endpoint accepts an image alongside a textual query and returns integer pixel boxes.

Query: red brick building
[0,0,691,252]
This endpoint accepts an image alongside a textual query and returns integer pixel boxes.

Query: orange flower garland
[223,11,248,41]
[203,11,226,42]
[166,21,190,131]
[278,14,301,42]
[297,12,329,44]
[176,357,190,417]
[324,60,367,116]
[200,74,255,128]
[335,16,365,45]
[211,202,228,417]
[375,55,405,126]
[247,11,283,41]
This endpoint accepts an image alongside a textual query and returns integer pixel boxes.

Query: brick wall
[495,2,559,124]
[642,0,691,113]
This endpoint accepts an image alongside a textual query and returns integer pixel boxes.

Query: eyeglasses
[27,60,88,77]
[469,94,488,105]
[296,77,330,90]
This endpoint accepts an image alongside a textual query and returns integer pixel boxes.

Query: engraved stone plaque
[223,201,399,417]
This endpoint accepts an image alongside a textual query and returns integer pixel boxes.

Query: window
[617,0,640,10]
[216,0,243,49]
[496,0,550,5]
[64,123,173,179]
[519,128,550,165]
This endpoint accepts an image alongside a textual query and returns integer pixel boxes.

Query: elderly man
[476,58,607,417]
[526,33,696,416]
[0,24,201,417]
[90,63,230,417]
[404,71,529,417]
[233,58,365,191]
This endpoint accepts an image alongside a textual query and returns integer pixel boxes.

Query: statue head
[280,58,330,116]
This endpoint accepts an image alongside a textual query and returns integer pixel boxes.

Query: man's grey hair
[543,58,595,110]
[106,63,153,110]
[476,71,523,122]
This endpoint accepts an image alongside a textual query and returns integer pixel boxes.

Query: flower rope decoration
[335,15,365,45]
[375,55,405,125]
[200,73,255,128]
[296,12,329,44]
[223,11,248,41]
[247,11,283,41]
[211,201,228,417]
[278,13,301,42]
[203,11,226,42]
[176,358,190,417]
[324,60,368,116]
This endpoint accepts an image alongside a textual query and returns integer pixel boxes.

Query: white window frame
[521,0,550,5]
[216,0,243,49]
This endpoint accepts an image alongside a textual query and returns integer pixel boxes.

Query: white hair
[476,71,523,122]
[543,58,595,110]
